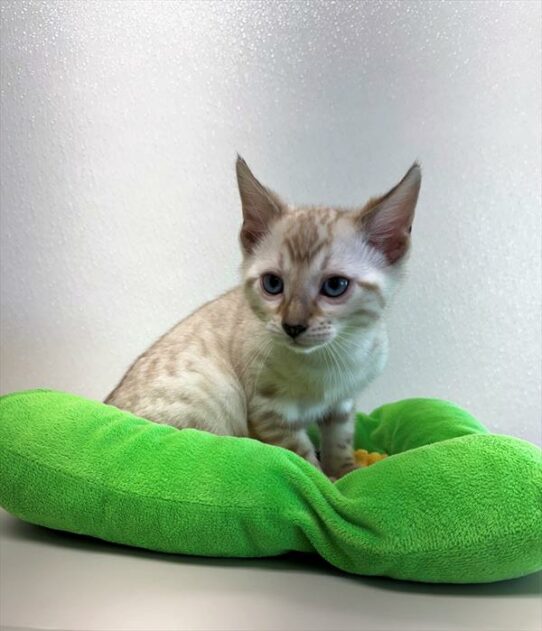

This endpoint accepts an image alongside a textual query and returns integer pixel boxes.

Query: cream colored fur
[106,158,421,478]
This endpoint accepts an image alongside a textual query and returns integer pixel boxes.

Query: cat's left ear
[359,163,421,264]
[236,155,284,255]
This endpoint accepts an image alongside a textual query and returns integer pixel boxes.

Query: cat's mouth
[288,342,318,354]
[268,327,334,353]
[284,336,332,354]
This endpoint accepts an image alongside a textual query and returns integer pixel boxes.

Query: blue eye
[321,276,349,298]
[262,273,284,295]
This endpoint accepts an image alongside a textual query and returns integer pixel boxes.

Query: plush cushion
[0,389,541,583]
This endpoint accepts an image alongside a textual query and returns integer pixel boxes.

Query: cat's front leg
[248,414,321,471]
[319,401,359,479]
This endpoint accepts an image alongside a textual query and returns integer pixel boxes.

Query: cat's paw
[329,452,387,480]
[305,453,323,472]
[325,460,360,480]
[336,461,361,478]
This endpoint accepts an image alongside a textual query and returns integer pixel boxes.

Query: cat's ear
[359,163,421,264]
[236,155,284,254]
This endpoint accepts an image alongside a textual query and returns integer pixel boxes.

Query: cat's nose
[282,322,307,339]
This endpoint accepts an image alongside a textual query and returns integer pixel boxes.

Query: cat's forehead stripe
[282,208,339,265]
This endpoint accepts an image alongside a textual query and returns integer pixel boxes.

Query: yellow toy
[354,449,387,466]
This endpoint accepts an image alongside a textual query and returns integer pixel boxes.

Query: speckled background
[1,0,540,443]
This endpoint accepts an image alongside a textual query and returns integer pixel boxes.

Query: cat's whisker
[330,341,352,384]
[327,336,358,390]
[238,339,269,380]
[321,345,337,390]
[323,342,343,389]
[253,340,274,392]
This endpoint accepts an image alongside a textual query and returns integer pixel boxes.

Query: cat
[105,156,421,479]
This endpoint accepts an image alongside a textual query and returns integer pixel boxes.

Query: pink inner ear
[365,205,413,263]
[362,164,421,264]
[241,218,268,253]
[236,157,284,255]
[368,232,410,265]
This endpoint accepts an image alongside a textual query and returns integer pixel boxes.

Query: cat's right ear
[358,163,421,265]
[236,155,284,254]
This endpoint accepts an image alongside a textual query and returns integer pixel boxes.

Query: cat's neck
[249,321,387,411]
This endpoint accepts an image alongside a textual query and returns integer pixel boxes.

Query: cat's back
[158,285,246,346]
[115,286,246,366]
[105,286,253,434]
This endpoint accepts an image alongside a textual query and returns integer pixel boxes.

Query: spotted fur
[106,157,421,478]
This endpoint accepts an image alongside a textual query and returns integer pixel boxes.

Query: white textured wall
[1,1,540,444]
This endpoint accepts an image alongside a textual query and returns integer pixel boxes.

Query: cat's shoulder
[165,285,249,336]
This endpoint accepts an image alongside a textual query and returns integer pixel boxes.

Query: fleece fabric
[0,389,541,583]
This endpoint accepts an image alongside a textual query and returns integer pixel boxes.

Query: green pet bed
[0,389,541,584]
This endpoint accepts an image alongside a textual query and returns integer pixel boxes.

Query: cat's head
[236,156,421,353]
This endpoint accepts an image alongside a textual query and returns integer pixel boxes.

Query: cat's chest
[253,329,387,424]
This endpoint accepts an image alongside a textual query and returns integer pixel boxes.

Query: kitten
[105,157,421,479]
